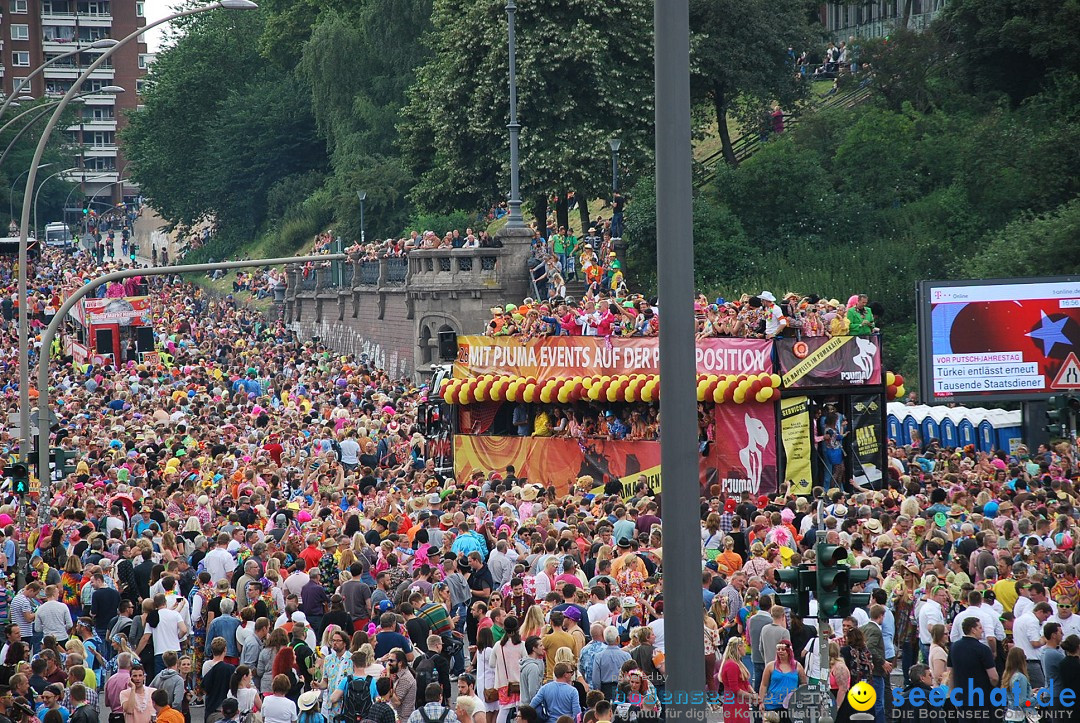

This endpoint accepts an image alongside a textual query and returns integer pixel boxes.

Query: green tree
[939,0,1080,104]
[123,10,270,227]
[122,10,326,243]
[400,0,654,224]
[689,0,811,166]
[202,72,326,237]
[967,199,1080,278]
[623,174,749,295]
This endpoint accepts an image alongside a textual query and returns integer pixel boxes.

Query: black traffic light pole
[815,500,832,723]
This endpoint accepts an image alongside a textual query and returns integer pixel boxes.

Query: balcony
[43,66,115,81]
[68,118,117,132]
[81,144,117,156]
[41,12,112,24]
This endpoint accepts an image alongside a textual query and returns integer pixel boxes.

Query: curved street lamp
[15,0,260,464]
[0,97,96,171]
[0,39,119,120]
[33,168,79,241]
[8,164,54,226]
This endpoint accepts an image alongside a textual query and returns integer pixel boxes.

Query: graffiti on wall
[293,319,412,378]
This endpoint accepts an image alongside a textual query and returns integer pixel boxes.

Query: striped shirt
[416,602,453,636]
[11,592,35,638]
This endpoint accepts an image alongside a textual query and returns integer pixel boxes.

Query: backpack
[848,645,873,683]
[338,675,374,723]
[413,654,437,699]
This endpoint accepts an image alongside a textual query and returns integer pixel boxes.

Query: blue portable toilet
[921,417,941,445]
[987,410,1024,455]
[958,419,976,448]
[887,412,903,445]
[940,418,958,448]
[978,419,995,453]
[904,416,921,446]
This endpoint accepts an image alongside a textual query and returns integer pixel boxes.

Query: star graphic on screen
[1027,312,1071,355]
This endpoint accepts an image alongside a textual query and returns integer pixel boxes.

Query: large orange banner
[453,405,777,497]
[454,336,773,379]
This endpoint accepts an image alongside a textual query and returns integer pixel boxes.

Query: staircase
[695,82,873,188]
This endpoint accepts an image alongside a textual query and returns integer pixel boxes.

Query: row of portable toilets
[887,403,1024,454]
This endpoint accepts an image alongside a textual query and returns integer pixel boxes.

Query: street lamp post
[654,0,702,718]
[504,0,524,228]
[0,39,119,121]
[33,168,78,241]
[608,137,621,194]
[357,191,366,244]
[0,98,92,173]
[8,164,54,230]
[608,138,621,194]
[15,0,259,467]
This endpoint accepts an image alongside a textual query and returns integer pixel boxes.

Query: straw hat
[521,486,539,501]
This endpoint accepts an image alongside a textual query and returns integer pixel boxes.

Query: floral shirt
[321,650,351,718]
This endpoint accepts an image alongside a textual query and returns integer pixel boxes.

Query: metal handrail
[695,84,873,187]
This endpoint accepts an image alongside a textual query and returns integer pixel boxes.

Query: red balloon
[894,374,905,387]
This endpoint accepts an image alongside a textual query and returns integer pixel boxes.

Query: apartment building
[0,0,151,206]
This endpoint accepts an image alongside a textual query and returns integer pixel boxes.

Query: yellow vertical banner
[780,395,813,495]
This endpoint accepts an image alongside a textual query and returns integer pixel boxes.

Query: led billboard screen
[917,277,1080,402]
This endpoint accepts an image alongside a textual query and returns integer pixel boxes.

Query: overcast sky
[143,0,178,52]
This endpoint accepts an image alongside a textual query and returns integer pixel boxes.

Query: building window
[136,1,144,16]
[10,0,27,12]
[12,51,30,67]
[138,54,151,70]
[135,79,146,95]
[10,24,29,41]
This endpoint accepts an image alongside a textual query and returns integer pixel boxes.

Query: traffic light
[816,542,871,618]
[53,448,77,479]
[1,463,30,495]
[775,565,815,618]
[130,243,137,261]
[1046,395,1075,436]
[82,200,89,215]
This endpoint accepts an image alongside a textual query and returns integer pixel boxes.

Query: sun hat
[298,691,321,712]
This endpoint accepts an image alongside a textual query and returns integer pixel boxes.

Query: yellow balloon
[770,373,782,388]
[895,385,906,399]
[886,371,896,386]
[506,383,520,402]
[713,387,725,404]
[733,389,746,404]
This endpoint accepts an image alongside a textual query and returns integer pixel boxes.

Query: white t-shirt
[262,695,298,723]
[339,439,361,465]
[587,602,611,626]
[150,607,184,653]
[1054,613,1080,638]
[764,304,786,337]
[203,547,237,583]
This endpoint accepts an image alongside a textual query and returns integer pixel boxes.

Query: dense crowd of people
[1,216,1079,723]
[481,288,880,342]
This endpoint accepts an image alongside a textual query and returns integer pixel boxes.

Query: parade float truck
[63,295,154,366]
[438,335,898,498]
